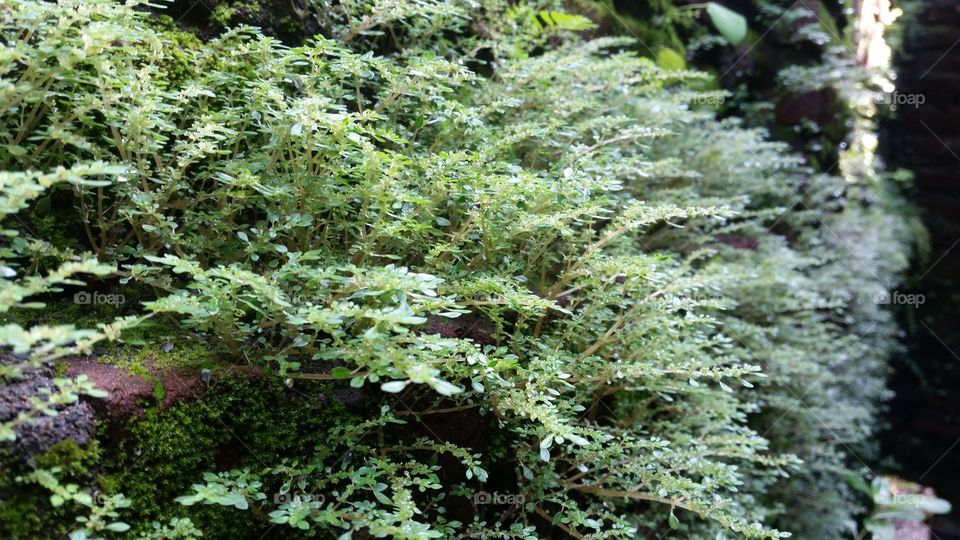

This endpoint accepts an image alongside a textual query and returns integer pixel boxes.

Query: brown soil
[424,314,498,346]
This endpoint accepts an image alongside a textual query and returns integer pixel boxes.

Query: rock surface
[0,358,96,461]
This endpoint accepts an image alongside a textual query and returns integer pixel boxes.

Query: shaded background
[882,1,960,538]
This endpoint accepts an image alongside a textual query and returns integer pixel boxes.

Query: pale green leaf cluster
[0,0,915,538]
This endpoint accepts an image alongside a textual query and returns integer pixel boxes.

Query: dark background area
[882,1,960,538]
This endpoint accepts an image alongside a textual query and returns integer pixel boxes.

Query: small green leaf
[668,509,680,529]
[7,144,27,157]
[34,195,51,216]
[532,11,595,32]
[656,48,687,71]
[84,388,109,399]
[106,522,131,532]
[431,379,462,396]
[706,2,747,45]
[372,490,392,504]
[566,433,589,446]
[381,380,408,393]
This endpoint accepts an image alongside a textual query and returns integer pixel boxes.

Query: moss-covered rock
[99,372,355,537]
[0,440,102,538]
[2,364,353,538]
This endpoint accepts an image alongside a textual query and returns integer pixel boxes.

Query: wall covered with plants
[0,0,922,538]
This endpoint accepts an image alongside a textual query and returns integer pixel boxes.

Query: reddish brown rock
[425,314,497,346]
[66,359,157,418]
[62,357,250,419]
[716,234,760,250]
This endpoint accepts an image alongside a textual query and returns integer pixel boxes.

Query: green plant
[17,467,132,538]
[0,0,917,538]
[0,165,139,434]
[681,2,748,45]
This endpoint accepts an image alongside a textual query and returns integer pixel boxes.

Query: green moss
[0,440,102,538]
[3,295,228,374]
[1,371,351,539]
[280,15,301,36]
[2,282,155,330]
[28,200,85,253]
[145,15,205,88]
[51,360,69,378]
[0,472,52,537]
[210,4,237,26]
[35,440,102,476]
[99,373,353,537]
[0,490,47,537]
[110,341,220,371]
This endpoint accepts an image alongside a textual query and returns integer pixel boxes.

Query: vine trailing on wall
[0,0,916,538]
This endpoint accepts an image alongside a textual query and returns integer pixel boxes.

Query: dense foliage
[0,0,915,538]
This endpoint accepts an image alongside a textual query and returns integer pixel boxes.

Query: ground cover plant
[0,0,917,538]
